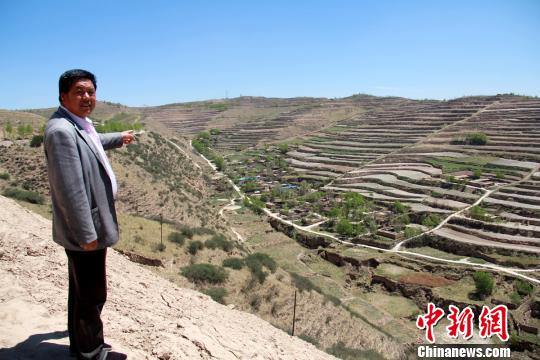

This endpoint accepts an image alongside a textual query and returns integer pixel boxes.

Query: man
[44,69,134,360]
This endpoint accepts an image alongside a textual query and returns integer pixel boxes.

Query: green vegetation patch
[245,252,277,284]
[472,271,494,299]
[95,112,143,133]
[203,287,228,304]
[3,187,45,204]
[168,231,186,245]
[326,342,385,360]
[188,240,204,255]
[222,257,244,269]
[468,205,493,222]
[204,233,233,252]
[181,263,228,284]
[515,279,534,297]
[427,156,518,177]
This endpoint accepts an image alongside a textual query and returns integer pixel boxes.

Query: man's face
[61,79,96,118]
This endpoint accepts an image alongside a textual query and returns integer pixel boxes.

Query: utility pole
[291,290,297,336]
[160,213,163,248]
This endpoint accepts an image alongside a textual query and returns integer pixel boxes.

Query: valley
[1,94,539,359]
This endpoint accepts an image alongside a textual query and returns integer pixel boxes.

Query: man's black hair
[58,69,97,104]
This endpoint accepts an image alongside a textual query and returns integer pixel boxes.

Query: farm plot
[285,98,495,181]
[143,104,221,134]
[392,96,540,261]
[411,96,540,162]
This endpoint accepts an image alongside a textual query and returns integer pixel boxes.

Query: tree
[213,156,225,171]
[278,143,289,154]
[473,271,494,299]
[3,121,13,139]
[29,135,44,147]
[393,200,408,214]
[336,219,355,236]
[342,192,366,221]
[466,132,488,145]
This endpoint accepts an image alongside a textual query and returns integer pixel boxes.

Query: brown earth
[0,195,335,360]
[398,272,455,287]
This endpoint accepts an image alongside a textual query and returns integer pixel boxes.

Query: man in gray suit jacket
[44,69,134,360]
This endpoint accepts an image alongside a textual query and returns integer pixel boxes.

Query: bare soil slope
[0,195,334,360]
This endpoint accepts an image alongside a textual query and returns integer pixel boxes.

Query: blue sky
[0,0,539,109]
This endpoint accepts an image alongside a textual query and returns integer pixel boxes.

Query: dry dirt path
[166,138,202,170]
[0,196,335,360]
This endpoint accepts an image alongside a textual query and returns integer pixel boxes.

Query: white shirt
[60,105,118,199]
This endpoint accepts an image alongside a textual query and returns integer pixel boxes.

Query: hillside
[1,93,539,358]
[0,195,335,360]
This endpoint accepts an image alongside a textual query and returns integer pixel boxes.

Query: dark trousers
[65,248,107,355]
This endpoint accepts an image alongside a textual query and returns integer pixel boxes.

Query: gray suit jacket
[44,107,123,251]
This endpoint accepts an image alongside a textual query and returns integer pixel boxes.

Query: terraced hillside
[216,95,539,271]
[286,97,496,181]
[374,96,540,261]
[140,103,223,134]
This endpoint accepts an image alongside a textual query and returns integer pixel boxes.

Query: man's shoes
[71,344,111,356]
[74,343,116,360]
[95,349,127,360]
[102,352,127,360]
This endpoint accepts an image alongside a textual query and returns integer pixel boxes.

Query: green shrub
[469,205,492,222]
[245,253,277,284]
[29,134,44,147]
[203,287,227,304]
[168,231,186,245]
[510,292,522,305]
[153,242,166,252]
[466,132,488,145]
[94,114,143,133]
[2,187,44,204]
[0,172,9,180]
[179,226,195,239]
[327,342,385,360]
[207,103,228,111]
[213,156,225,171]
[222,257,244,270]
[133,235,145,244]
[192,227,215,235]
[278,143,289,154]
[404,227,422,238]
[205,234,233,252]
[298,333,319,346]
[187,240,204,255]
[246,253,276,272]
[392,213,410,232]
[515,279,534,296]
[392,200,408,214]
[472,169,482,179]
[336,219,355,236]
[473,271,494,298]
[243,196,264,215]
[422,214,441,228]
[181,263,228,284]
[249,295,261,310]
